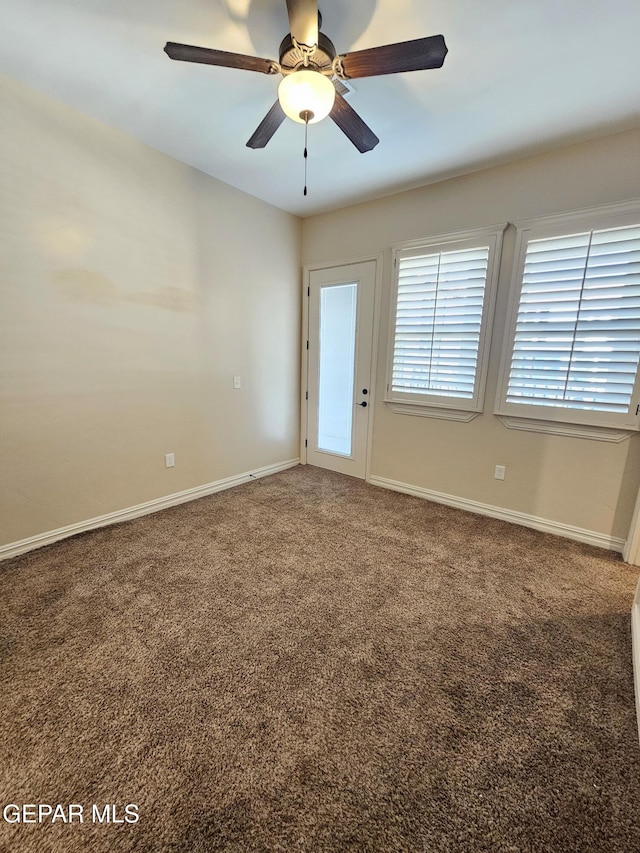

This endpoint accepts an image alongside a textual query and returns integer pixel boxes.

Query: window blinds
[506,224,640,413]
[391,246,490,399]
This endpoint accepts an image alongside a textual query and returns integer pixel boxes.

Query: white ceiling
[1,0,639,217]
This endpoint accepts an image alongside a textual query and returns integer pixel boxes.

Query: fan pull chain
[301,110,313,197]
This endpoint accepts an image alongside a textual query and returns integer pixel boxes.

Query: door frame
[624,486,640,566]
[300,253,383,481]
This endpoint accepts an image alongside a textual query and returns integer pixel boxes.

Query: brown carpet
[1,464,639,852]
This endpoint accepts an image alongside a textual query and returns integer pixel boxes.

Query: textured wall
[302,129,640,541]
[0,74,302,546]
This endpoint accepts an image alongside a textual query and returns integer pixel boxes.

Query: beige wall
[302,129,640,541]
[0,74,302,546]
[2,68,639,550]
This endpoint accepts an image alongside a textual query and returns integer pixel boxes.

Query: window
[496,202,640,432]
[385,226,504,420]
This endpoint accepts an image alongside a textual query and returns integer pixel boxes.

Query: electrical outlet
[494,465,506,481]
[233,376,242,389]
[165,453,175,468]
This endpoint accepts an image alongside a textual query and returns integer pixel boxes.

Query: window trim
[385,224,506,418]
[494,200,640,433]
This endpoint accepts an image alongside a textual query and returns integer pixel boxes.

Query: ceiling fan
[164,0,448,154]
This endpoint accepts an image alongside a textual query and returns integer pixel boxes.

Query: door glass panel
[317,282,358,456]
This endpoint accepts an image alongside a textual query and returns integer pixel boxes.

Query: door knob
[358,401,368,407]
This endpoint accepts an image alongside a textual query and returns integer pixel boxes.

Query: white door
[306,260,376,478]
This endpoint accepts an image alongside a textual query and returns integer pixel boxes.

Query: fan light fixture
[278,70,335,124]
[165,0,449,158]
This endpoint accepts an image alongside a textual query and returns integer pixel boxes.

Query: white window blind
[506,224,640,415]
[390,244,491,404]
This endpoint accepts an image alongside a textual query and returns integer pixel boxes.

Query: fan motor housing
[279,32,336,73]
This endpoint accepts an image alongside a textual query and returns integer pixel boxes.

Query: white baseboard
[368,474,625,552]
[1,458,299,561]
[633,579,640,747]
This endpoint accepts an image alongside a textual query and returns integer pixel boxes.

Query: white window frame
[495,200,640,436]
[385,225,505,421]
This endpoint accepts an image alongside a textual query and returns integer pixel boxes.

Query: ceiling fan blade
[329,93,379,154]
[338,34,448,79]
[246,101,287,149]
[285,0,318,48]
[164,42,276,75]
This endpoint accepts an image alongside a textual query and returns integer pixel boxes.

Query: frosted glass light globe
[278,70,336,124]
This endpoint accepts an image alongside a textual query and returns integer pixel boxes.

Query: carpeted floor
[1,464,639,852]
